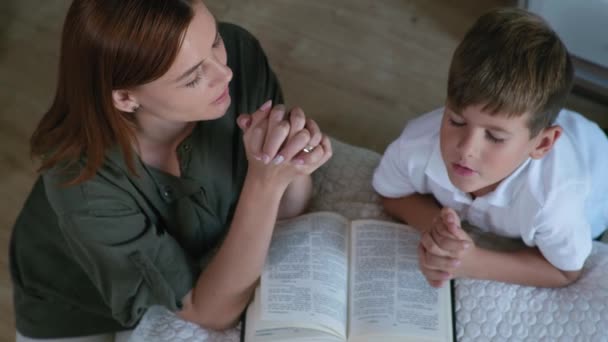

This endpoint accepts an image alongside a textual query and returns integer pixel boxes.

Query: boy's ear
[112,89,140,113]
[530,125,562,159]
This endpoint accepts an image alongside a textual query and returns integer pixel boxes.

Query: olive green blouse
[10,23,283,338]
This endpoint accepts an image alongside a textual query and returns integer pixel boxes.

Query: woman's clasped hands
[237,100,332,188]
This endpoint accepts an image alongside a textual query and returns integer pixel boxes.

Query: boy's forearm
[463,246,581,288]
[381,194,442,233]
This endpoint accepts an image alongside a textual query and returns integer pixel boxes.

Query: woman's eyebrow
[174,19,219,83]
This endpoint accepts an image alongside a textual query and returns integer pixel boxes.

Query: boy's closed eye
[485,131,505,143]
[448,115,507,144]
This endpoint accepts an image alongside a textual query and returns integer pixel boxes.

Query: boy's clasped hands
[418,208,477,287]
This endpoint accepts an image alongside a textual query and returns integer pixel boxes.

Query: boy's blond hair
[447,8,573,137]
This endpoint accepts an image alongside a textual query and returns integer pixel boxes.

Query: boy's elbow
[557,269,582,287]
[380,196,397,214]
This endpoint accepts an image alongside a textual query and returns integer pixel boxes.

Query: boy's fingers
[421,248,461,271]
[430,228,468,257]
[440,208,469,240]
[448,222,470,241]
[441,207,459,226]
[418,245,451,287]
[420,231,451,257]
[429,280,446,288]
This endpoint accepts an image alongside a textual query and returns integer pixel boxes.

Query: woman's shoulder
[41,157,141,217]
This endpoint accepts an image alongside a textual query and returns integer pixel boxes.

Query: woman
[10,0,332,340]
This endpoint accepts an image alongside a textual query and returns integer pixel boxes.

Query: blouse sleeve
[45,175,195,326]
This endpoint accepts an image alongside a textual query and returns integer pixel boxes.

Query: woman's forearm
[179,174,288,329]
[277,174,312,219]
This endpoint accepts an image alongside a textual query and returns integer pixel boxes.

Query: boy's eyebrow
[484,124,512,134]
[174,19,219,83]
[449,109,513,134]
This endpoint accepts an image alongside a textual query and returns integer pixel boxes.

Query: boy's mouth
[452,163,476,176]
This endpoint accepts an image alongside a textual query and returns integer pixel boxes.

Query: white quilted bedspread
[130,139,608,342]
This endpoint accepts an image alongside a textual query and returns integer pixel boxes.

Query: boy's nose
[457,133,477,158]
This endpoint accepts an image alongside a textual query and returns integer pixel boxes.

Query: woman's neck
[133,112,195,176]
[134,113,194,151]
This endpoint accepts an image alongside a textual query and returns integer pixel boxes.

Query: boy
[372,8,608,288]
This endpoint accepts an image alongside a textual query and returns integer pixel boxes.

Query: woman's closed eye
[185,71,202,88]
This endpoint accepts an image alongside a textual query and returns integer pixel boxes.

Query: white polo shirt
[372,107,608,271]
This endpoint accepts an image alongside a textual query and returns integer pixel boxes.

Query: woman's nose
[209,59,233,87]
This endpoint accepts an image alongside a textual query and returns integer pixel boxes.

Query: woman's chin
[198,100,231,121]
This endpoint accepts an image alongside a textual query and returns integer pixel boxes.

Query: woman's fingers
[303,118,323,149]
[275,129,311,163]
[293,134,332,166]
[243,103,332,172]
[236,114,251,130]
[261,105,288,162]
[288,107,307,140]
[247,125,267,160]
[249,100,273,128]
[240,100,274,160]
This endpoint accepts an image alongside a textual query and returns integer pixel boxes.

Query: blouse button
[162,186,174,198]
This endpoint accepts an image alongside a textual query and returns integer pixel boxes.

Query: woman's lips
[213,86,229,104]
[452,163,476,176]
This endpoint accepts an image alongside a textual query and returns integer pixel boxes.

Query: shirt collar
[424,140,530,207]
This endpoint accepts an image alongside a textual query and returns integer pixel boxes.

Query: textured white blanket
[130,139,608,342]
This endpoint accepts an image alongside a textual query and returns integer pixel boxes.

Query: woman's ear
[112,89,140,113]
[530,125,562,159]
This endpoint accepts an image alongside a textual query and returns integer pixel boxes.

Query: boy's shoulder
[521,109,607,203]
[543,109,608,172]
[555,109,607,152]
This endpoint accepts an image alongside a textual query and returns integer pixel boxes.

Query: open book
[244,212,455,342]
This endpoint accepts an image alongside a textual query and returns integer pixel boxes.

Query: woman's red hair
[31,0,196,184]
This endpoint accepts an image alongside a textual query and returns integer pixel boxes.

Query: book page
[260,212,350,338]
[348,221,453,341]
[245,288,344,342]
